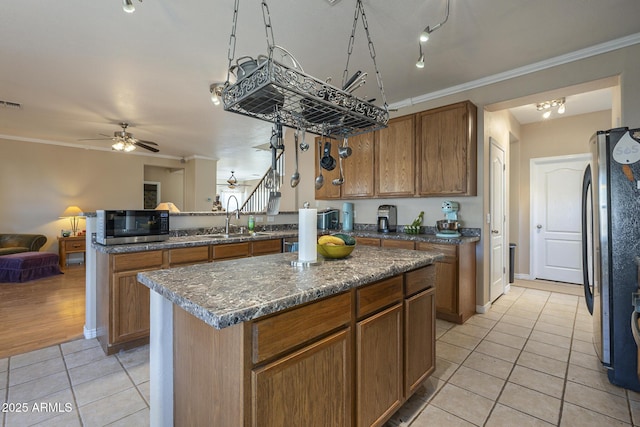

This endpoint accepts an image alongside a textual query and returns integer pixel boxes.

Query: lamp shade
[60,206,84,218]
[155,202,181,213]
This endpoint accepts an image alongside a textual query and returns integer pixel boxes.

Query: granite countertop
[137,246,442,330]
[93,229,479,254]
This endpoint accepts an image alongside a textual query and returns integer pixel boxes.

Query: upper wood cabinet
[375,115,416,197]
[342,131,375,198]
[416,101,477,196]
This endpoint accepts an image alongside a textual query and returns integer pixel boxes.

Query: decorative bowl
[436,220,460,231]
[317,243,356,259]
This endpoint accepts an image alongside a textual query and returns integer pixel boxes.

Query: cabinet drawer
[169,246,210,266]
[416,242,457,262]
[405,265,435,296]
[213,242,250,260]
[357,237,380,247]
[382,239,415,250]
[113,250,164,272]
[251,239,282,256]
[252,292,352,365]
[64,239,86,251]
[357,275,403,319]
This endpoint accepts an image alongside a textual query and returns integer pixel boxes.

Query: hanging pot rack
[220,0,389,139]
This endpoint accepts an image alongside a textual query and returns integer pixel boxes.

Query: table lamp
[60,206,85,236]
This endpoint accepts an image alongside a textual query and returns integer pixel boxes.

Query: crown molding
[390,32,640,110]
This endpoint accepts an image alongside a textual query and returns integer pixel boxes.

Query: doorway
[530,154,591,284]
[144,181,161,209]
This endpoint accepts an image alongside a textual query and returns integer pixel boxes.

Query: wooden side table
[58,236,86,269]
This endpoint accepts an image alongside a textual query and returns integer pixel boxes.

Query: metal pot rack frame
[221,59,389,138]
[220,0,389,139]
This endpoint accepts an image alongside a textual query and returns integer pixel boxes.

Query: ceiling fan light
[558,103,566,114]
[542,110,551,119]
[112,141,125,151]
[124,143,136,152]
[122,0,135,13]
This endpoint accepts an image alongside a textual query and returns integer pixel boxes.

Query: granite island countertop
[137,245,442,329]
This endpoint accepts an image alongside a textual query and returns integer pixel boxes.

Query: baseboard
[84,326,97,339]
[515,273,531,280]
[476,301,491,314]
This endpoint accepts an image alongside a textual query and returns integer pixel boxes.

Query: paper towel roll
[298,208,317,262]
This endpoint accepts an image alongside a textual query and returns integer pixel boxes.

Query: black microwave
[96,210,170,245]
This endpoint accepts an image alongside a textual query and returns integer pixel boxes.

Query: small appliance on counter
[436,201,461,238]
[377,205,397,232]
[342,202,354,231]
[96,209,170,245]
[317,209,340,230]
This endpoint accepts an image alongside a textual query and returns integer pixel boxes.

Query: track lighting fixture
[122,0,142,14]
[536,97,566,119]
[210,83,224,106]
[417,0,450,43]
[416,43,425,68]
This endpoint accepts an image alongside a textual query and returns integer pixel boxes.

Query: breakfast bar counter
[137,246,442,427]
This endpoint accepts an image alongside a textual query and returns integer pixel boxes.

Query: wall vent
[0,100,22,109]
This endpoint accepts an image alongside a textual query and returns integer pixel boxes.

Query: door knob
[536,224,542,229]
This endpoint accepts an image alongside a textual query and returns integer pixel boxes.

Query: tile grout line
[59,343,85,427]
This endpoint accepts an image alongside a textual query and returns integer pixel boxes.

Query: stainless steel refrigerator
[582,127,640,391]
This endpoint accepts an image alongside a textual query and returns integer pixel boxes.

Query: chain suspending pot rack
[221,0,389,139]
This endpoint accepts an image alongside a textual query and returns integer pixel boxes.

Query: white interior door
[531,154,590,284]
[490,139,506,302]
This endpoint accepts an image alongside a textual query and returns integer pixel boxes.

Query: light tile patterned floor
[2,284,640,426]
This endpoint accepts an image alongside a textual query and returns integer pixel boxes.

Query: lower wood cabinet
[356,304,403,427]
[252,330,352,427]
[416,241,476,323]
[357,237,381,247]
[97,239,283,355]
[381,239,415,250]
[171,266,435,427]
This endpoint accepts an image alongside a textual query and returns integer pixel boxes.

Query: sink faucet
[225,195,240,235]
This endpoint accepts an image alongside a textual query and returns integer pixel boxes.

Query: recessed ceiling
[0,1,639,182]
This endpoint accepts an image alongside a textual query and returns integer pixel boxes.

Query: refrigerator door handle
[582,164,594,314]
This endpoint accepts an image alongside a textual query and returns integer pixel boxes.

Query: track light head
[210,83,224,106]
[122,0,135,13]
[419,27,431,43]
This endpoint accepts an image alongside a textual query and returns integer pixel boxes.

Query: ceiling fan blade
[136,139,158,146]
[134,141,160,152]
[77,137,114,141]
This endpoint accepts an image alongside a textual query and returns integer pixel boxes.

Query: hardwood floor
[0,264,86,358]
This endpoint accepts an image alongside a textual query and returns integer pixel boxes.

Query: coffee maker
[377,205,397,232]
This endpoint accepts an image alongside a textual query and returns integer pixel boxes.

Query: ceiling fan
[79,122,159,153]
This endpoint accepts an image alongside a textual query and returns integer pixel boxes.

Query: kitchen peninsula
[137,246,442,427]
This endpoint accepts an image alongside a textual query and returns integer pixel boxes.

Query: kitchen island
[137,245,442,427]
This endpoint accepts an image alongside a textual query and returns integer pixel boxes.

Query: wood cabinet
[416,241,476,323]
[416,100,477,196]
[356,237,381,247]
[376,115,416,197]
[343,131,375,198]
[97,250,165,355]
[382,239,415,250]
[97,239,282,355]
[58,236,86,269]
[315,100,476,200]
[171,266,435,427]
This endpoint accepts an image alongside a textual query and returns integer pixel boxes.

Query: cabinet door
[375,115,415,197]
[356,304,403,427]
[169,246,210,267]
[416,243,458,318]
[342,131,375,198]
[111,272,150,344]
[416,101,477,196]
[251,239,282,256]
[405,287,435,396]
[315,136,342,200]
[252,329,351,427]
